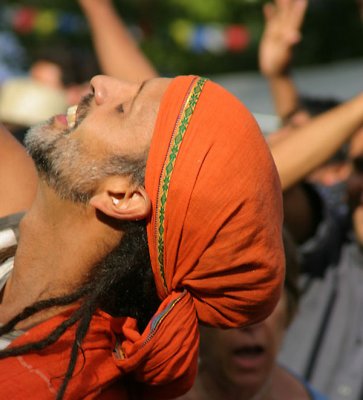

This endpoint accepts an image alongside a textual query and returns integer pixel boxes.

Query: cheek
[74,120,116,160]
[199,328,233,369]
[264,298,288,353]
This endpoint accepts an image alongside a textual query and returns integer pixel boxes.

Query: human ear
[89,177,151,221]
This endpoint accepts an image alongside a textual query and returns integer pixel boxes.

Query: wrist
[79,0,114,16]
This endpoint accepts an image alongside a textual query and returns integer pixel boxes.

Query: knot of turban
[112,75,284,398]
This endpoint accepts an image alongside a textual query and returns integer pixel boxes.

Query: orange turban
[112,76,284,398]
[0,76,283,399]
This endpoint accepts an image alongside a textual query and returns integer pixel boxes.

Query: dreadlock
[0,221,159,399]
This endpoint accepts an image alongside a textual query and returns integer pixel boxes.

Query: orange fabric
[0,310,127,399]
[0,76,284,399]
[112,76,284,397]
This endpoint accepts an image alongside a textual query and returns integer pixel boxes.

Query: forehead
[126,77,172,145]
[75,77,172,158]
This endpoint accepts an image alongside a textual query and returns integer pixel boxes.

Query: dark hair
[0,221,159,399]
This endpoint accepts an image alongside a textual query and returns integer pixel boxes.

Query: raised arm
[0,125,37,217]
[259,0,308,120]
[270,93,363,190]
[78,0,158,82]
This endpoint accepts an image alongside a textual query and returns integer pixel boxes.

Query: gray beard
[24,121,147,204]
[24,121,100,203]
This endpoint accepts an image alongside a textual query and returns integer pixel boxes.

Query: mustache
[74,93,94,128]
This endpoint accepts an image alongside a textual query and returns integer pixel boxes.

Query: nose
[241,322,263,334]
[90,75,139,105]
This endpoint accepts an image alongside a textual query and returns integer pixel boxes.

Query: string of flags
[169,19,251,54]
[0,6,88,36]
[0,5,251,54]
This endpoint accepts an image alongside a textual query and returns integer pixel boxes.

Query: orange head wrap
[112,75,284,398]
[1,76,283,400]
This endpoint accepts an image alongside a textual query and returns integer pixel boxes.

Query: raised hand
[77,0,157,82]
[78,0,113,8]
[259,0,308,78]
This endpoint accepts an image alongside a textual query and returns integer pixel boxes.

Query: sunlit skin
[0,76,172,329]
[268,111,363,187]
[267,110,311,147]
[41,75,171,160]
[24,75,172,202]
[268,110,350,186]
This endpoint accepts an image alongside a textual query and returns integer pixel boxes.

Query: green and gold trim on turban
[155,76,207,294]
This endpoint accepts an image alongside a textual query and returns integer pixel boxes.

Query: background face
[199,292,288,395]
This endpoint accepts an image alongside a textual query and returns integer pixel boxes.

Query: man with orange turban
[0,75,284,399]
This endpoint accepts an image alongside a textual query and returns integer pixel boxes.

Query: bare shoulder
[0,124,37,217]
[272,365,313,400]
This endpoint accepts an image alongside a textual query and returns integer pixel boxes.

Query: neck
[0,185,122,329]
[193,368,274,400]
[188,365,309,400]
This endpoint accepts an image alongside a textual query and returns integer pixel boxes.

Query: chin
[25,119,65,150]
[228,371,267,398]
[225,360,271,392]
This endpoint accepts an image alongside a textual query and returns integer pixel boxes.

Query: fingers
[285,0,308,44]
[263,3,276,21]
[265,0,308,44]
[290,0,308,29]
[268,0,308,29]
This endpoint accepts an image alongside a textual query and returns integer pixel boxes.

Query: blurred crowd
[0,0,363,399]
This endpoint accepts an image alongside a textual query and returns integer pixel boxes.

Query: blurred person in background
[0,30,68,143]
[176,228,328,400]
[258,0,354,197]
[277,138,363,400]
[259,3,363,398]
[29,43,100,105]
[0,123,37,217]
[0,76,68,143]
[0,43,97,144]
[77,0,158,83]
[1,0,154,145]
